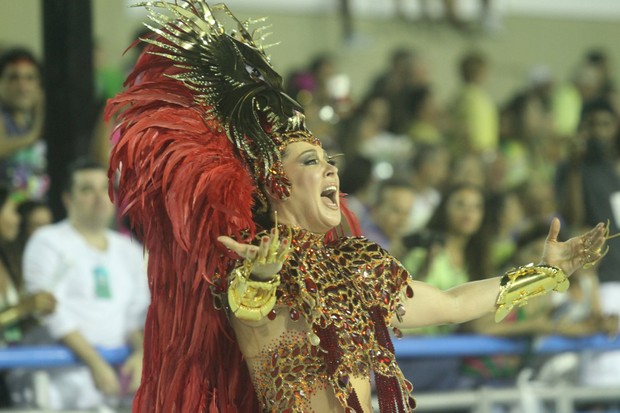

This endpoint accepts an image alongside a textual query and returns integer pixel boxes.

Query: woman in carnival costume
[106,1,608,412]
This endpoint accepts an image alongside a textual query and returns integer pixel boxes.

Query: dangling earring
[266,163,291,201]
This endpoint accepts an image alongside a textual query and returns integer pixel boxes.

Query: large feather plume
[135,0,307,183]
[106,36,259,412]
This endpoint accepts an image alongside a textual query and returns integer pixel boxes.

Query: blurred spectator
[556,99,620,280]
[499,91,554,189]
[400,183,488,393]
[287,53,337,107]
[366,48,430,134]
[450,153,486,188]
[338,94,412,172]
[551,72,583,140]
[360,178,416,260]
[555,98,620,388]
[286,54,352,149]
[13,159,149,410]
[403,85,445,145]
[404,143,450,234]
[0,185,55,407]
[581,48,617,107]
[339,155,374,225]
[515,177,558,228]
[449,51,499,159]
[17,199,52,241]
[483,190,525,271]
[4,199,54,289]
[461,223,617,391]
[527,65,554,111]
[0,48,48,199]
[403,183,490,300]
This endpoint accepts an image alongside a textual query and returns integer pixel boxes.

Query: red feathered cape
[106,46,260,412]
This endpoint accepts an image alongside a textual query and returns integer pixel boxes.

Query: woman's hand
[218,226,292,281]
[541,218,607,276]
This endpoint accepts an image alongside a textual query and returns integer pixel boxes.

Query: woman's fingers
[217,236,258,259]
[546,217,561,243]
[218,231,288,265]
[580,222,609,269]
[277,238,291,262]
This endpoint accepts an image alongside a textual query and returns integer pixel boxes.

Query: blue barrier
[392,333,620,357]
[0,345,131,369]
[0,334,619,370]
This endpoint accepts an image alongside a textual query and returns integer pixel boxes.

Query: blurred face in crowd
[446,187,484,237]
[0,61,41,112]
[273,141,341,234]
[522,96,551,138]
[398,55,429,87]
[64,169,114,231]
[374,186,415,240]
[419,149,450,189]
[0,198,20,242]
[583,110,618,144]
[451,154,485,187]
[581,109,619,160]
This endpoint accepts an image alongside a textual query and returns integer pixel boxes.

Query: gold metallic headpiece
[137,0,319,198]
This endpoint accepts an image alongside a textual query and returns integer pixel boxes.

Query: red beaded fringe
[371,306,407,413]
[318,324,364,413]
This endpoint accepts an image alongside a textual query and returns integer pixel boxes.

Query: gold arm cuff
[495,263,568,322]
[227,261,280,321]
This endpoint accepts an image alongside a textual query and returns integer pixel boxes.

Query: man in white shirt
[20,159,150,410]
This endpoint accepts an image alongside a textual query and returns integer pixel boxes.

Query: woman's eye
[304,159,318,165]
[327,158,336,166]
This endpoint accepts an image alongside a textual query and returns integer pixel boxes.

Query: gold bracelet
[495,263,568,322]
[227,260,280,321]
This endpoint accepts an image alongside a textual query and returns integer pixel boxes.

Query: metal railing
[1,334,619,412]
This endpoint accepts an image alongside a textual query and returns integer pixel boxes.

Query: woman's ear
[262,183,277,201]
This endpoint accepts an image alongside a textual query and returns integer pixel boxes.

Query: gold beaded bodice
[224,227,417,412]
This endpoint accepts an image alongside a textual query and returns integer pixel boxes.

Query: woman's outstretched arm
[393,218,607,329]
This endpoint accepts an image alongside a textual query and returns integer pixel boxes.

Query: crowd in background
[288,45,620,411]
[0,22,619,412]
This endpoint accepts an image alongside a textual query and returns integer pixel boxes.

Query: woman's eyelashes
[301,153,337,166]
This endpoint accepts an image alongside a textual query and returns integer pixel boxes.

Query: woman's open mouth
[321,185,339,209]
